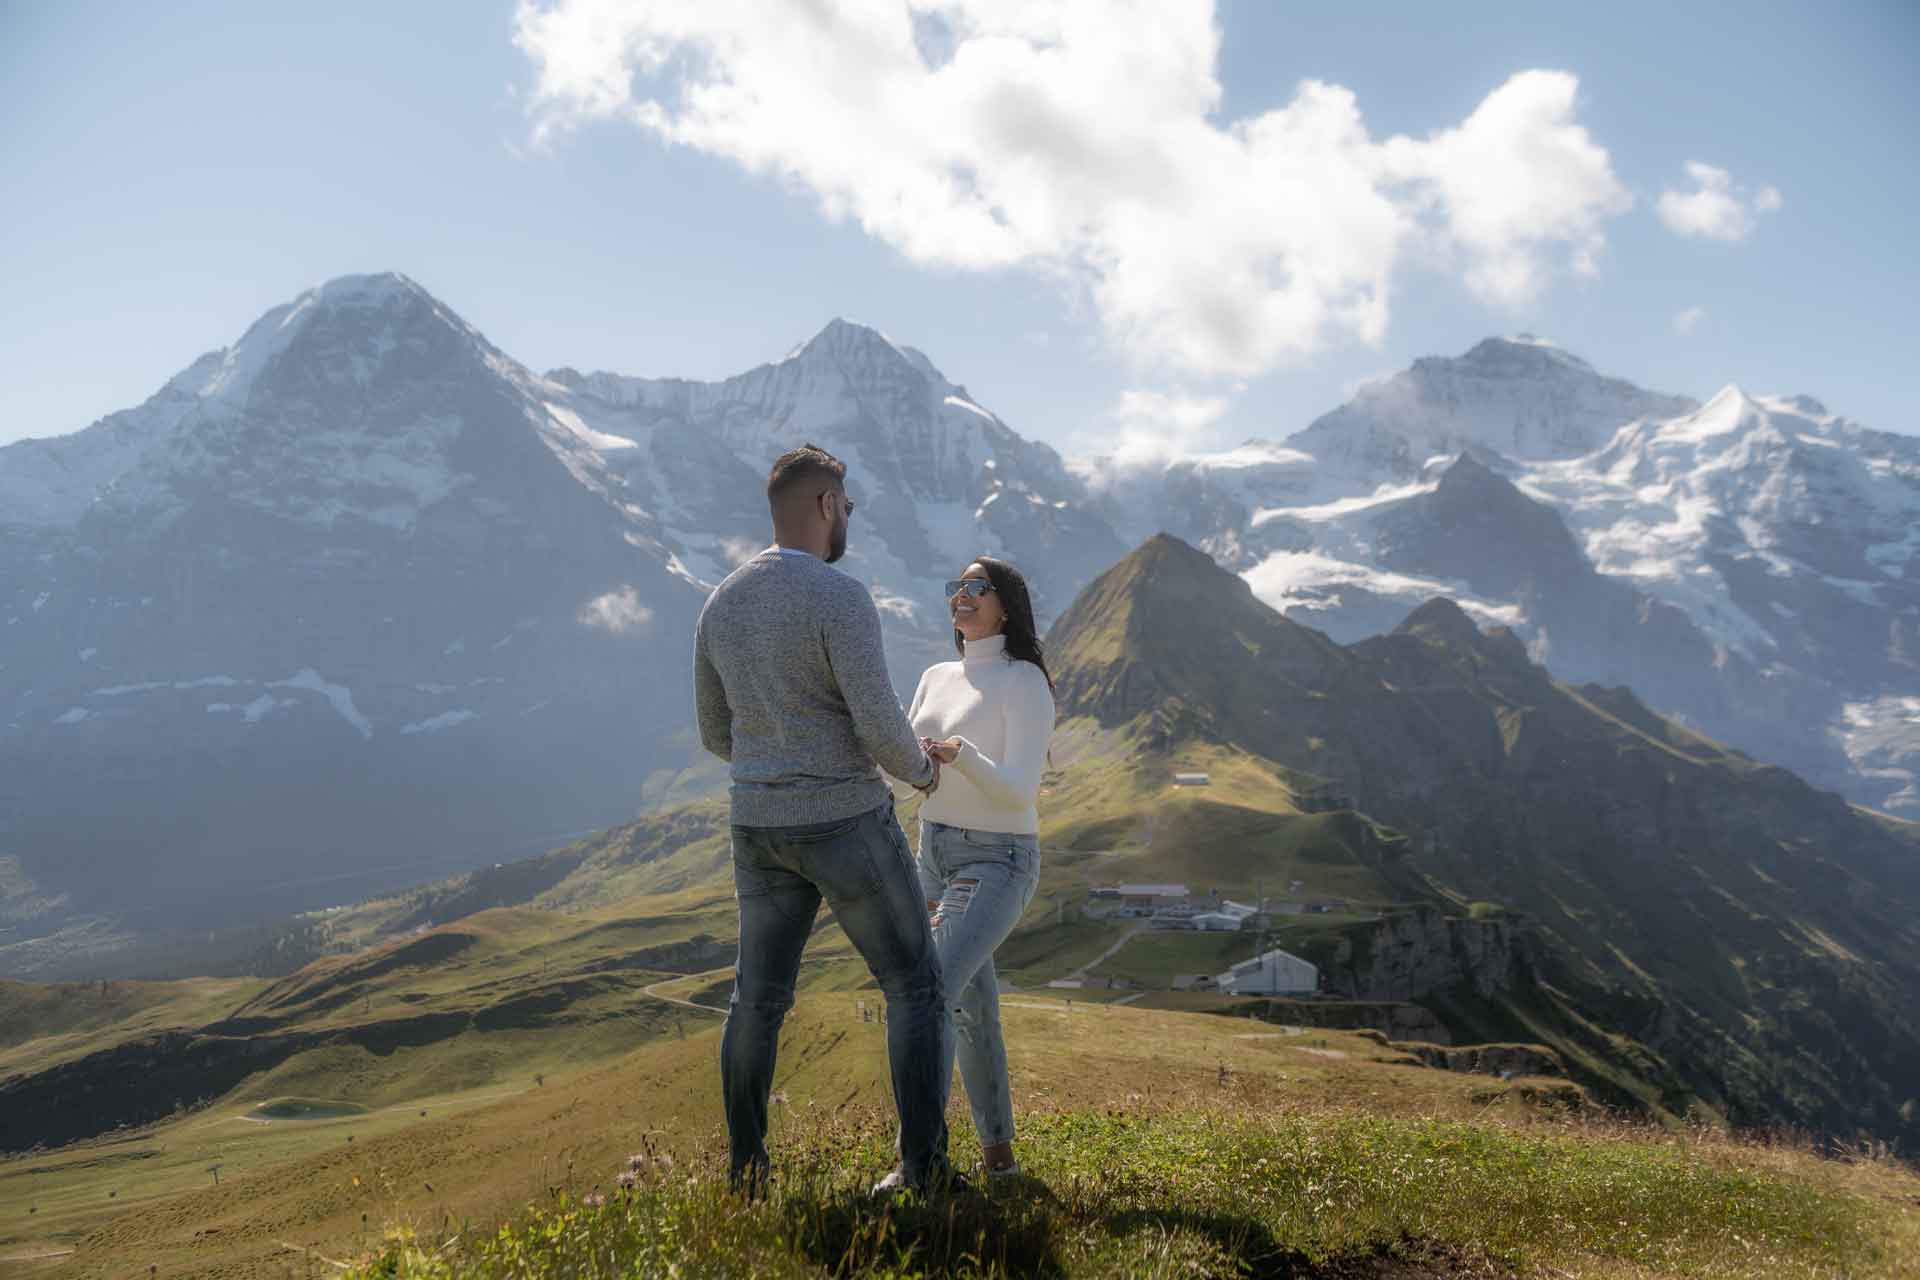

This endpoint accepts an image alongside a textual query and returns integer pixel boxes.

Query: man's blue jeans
[722,801,952,1188]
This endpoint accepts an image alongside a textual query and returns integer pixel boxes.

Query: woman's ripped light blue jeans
[917,819,1040,1148]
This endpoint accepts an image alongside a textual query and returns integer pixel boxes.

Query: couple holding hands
[693,443,1056,1195]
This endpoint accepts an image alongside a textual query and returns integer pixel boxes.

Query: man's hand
[916,752,940,795]
[920,736,962,765]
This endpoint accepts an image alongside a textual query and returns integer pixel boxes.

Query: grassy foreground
[9,984,1916,1277]
[326,991,1913,1280]
[348,1105,1917,1279]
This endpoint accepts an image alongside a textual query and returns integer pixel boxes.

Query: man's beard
[826,513,848,563]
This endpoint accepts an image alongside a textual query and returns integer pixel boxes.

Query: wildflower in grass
[616,1170,639,1189]
[582,1192,605,1208]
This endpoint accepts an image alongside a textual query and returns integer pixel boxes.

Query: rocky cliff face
[1311,907,1529,1004]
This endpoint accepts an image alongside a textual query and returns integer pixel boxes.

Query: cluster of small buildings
[1086,883,1242,927]
[1083,883,1351,929]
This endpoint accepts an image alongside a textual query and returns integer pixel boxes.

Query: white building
[1190,912,1244,931]
[1172,771,1211,787]
[1214,948,1318,995]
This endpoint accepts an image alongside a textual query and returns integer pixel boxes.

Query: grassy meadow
[4,979,1916,1278]
[7,718,1918,1275]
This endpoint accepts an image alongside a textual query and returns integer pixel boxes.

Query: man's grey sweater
[693,548,934,827]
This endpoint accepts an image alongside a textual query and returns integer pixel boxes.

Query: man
[693,443,953,1194]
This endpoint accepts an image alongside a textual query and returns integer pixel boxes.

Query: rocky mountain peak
[1456,334,1596,375]
[1432,449,1504,493]
[1394,595,1482,643]
[1289,337,1700,476]
[788,316,940,388]
[1048,532,1347,730]
[174,271,496,416]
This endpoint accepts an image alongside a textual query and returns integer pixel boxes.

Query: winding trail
[200,1087,532,1131]
[641,974,728,1015]
[1059,921,1146,984]
[0,1248,76,1263]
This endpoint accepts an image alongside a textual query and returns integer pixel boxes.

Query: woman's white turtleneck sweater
[905,634,1055,835]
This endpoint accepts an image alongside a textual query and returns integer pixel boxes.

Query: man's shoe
[979,1160,1023,1180]
[870,1165,972,1197]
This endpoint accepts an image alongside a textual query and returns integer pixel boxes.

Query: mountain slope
[1048,534,1920,1148]
[0,274,708,960]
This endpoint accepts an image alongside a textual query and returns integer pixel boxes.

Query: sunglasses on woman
[945,579,995,599]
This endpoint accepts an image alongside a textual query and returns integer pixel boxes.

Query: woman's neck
[962,633,1008,663]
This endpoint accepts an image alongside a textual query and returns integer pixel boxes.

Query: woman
[907,555,1055,1178]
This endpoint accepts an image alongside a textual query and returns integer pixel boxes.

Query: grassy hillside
[0,895,747,1154]
[1042,534,1920,1150]
[6,990,1915,1278]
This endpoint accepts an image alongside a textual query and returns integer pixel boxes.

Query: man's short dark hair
[767,443,847,505]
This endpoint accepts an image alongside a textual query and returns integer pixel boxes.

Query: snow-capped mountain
[4,276,1915,973]
[1288,336,1699,479]
[0,274,711,962]
[0,277,1125,970]
[542,316,1125,663]
[1082,339,1919,813]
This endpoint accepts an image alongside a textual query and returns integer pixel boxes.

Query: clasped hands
[915,736,962,793]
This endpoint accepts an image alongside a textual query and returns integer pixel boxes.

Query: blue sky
[3,0,1915,453]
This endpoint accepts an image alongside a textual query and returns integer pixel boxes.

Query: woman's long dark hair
[955,555,1054,691]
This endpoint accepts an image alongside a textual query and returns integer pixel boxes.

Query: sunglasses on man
[945,579,995,599]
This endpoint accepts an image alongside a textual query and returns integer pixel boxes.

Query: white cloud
[1380,70,1630,302]
[1657,162,1782,241]
[513,1,1631,377]
[578,586,654,632]
[1077,388,1229,468]
[1673,306,1705,335]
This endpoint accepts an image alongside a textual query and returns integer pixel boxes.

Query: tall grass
[345,1102,1908,1279]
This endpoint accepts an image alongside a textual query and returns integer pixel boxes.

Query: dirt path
[1062,922,1147,983]
[641,976,728,1014]
[200,1087,533,1131]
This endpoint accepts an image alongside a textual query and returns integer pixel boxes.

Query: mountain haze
[0,275,707,954]
[4,274,1916,975]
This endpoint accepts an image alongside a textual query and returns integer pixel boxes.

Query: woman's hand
[921,736,962,765]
